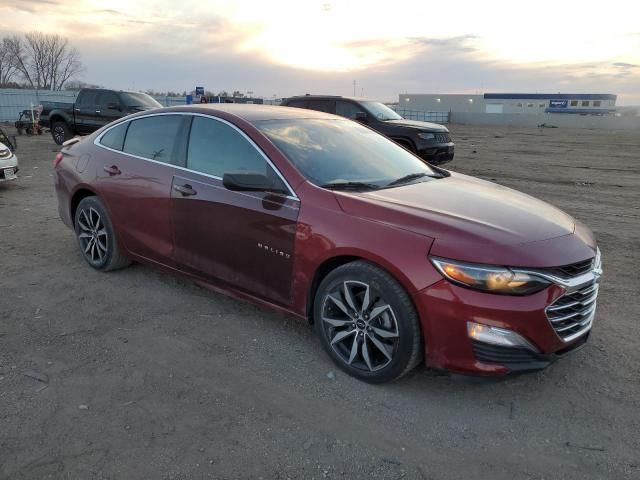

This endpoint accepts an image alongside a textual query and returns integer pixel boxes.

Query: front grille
[546,258,594,278]
[546,281,598,342]
[434,132,451,143]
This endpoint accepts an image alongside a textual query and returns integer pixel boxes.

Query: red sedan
[53,105,602,383]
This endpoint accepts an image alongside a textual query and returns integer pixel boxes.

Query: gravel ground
[0,123,639,480]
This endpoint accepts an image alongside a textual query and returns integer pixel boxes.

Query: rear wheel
[314,261,423,383]
[51,121,71,145]
[74,196,130,271]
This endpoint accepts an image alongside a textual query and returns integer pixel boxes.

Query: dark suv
[281,95,454,165]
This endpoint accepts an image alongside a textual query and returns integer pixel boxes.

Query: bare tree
[4,32,84,90]
[0,37,20,86]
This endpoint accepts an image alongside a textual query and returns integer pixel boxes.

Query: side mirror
[223,171,287,194]
[354,111,368,123]
[107,102,121,111]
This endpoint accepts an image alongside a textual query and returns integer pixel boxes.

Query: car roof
[150,104,339,122]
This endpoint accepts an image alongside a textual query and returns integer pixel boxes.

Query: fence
[450,112,640,130]
[391,108,449,124]
[0,89,78,122]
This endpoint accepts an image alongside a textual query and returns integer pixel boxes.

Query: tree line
[0,32,83,90]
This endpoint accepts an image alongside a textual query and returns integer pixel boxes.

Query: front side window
[187,116,281,184]
[360,101,402,121]
[257,119,436,187]
[97,91,120,107]
[123,115,182,163]
[100,122,128,151]
[336,101,362,119]
[119,92,162,109]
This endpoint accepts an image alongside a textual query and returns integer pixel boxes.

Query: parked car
[0,141,19,183]
[281,95,455,165]
[53,105,601,383]
[40,88,162,145]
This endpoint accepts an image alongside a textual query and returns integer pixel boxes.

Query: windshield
[119,92,162,108]
[256,119,435,188]
[360,101,402,121]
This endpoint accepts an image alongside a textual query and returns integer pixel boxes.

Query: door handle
[103,165,121,175]
[173,184,197,196]
[95,110,101,114]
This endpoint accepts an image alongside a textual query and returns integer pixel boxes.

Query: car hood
[384,119,448,132]
[335,172,596,267]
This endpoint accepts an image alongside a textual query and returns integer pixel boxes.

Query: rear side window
[77,90,98,106]
[336,101,362,119]
[307,100,332,113]
[285,99,307,108]
[100,122,128,151]
[187,116,276,180]
[123,115,182,163]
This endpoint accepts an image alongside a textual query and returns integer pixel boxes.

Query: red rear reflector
[53,153,63,167]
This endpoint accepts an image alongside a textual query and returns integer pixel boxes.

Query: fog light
[467,322,537,351]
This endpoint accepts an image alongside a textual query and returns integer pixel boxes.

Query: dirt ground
[1,122,639,480]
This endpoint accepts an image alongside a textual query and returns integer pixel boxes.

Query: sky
[1,0,640,104]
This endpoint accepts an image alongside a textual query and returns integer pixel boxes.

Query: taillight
[53,152,63,167]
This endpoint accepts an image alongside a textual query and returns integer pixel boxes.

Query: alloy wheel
[321,280,400,372]
[53,125,65,144]
[77,207,108,264]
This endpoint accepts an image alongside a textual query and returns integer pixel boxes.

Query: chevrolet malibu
[53,105,602,383]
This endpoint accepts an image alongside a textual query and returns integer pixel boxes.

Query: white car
[0,143,18,182]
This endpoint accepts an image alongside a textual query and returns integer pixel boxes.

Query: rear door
[96,114,189,266]
[171,115,300,305]
[74,89,99,133]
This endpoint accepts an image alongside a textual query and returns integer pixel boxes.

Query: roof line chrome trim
[93,111,299,201]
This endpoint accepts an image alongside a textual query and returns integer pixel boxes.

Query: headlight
[430,257,550,295]
[417,132,435,140]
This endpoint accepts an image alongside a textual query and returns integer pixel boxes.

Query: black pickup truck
[40,88,162,145]
[281,95,455,165]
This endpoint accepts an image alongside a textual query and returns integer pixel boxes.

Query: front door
[171,115,299,305]
[96,114,188,266]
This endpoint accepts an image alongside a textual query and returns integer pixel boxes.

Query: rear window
[100,122,128,151]
[122,115,182,163]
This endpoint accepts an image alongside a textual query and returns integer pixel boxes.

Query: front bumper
[0,154,19,182]
[414,279,596,375]
[416,142,455,165]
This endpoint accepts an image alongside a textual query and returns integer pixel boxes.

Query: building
[399,93,617,115]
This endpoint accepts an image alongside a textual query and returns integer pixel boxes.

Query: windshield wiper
[320,181,380,191]
[385,172,430,187]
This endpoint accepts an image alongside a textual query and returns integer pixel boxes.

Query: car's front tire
[74,196,130,271]
[314,261,423,383]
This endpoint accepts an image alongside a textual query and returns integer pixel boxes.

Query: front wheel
[314,261,423,383]
[51,121,71,145]
[74,196,131,271]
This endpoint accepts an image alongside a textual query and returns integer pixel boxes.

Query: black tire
[74,196,131,272]
[314,261,423,383]
[51,121,71,145]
